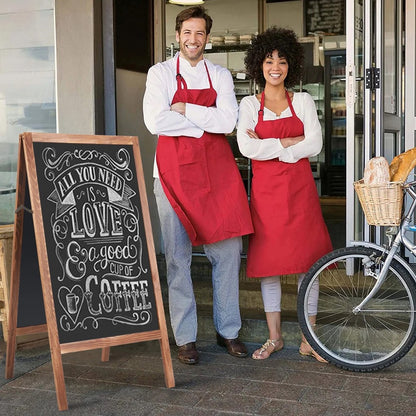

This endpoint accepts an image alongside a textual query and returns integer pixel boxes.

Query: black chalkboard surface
[6,133,174,411]
[32,142,158,343]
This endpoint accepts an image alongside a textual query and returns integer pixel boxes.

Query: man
[143,6,253,365]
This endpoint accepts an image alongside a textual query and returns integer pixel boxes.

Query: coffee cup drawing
[66,293,80,314]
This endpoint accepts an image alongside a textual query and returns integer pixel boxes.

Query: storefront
[0,0,415,254]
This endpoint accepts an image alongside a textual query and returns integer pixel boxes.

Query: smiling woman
[237,26,332,362]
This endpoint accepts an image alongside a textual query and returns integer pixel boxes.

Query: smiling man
[143,6,253,365]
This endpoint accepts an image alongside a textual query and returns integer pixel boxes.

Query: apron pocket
[178,140,210,192]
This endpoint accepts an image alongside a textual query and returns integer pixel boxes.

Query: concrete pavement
[2,255,416,415]
[2,334,416,416]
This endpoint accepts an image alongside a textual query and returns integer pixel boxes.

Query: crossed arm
[237,93,322,163]
[143,63,238,138]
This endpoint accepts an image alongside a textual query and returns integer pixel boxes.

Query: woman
[237,27,332,361]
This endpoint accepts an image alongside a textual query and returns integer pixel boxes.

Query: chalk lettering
[57,171,76,199]
[84,275,151,315]
[69,202,123,238]
[75,165,96,182]
[97,167,123,192]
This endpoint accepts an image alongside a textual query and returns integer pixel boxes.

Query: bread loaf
[389,147,416,182]
[363,156,390,185]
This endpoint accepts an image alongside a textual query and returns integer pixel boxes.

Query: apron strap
[260,90,297,120]
[203,61,213,89]
[285,90,296,116]
[176,56,212,91]
[176,56,187,90]
[258,91,265,121]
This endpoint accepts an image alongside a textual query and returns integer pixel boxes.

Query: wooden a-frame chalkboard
[5,132,175,411]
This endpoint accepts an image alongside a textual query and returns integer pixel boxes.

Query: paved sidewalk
[1,338,416,416]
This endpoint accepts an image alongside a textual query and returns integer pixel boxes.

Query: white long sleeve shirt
[143,53,239,178]
[236,92,322,163]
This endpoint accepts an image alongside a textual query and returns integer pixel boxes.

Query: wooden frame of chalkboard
[5,132,174,411]
[304,0,345,36]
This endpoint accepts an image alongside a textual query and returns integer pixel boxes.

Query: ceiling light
[168,0,205,5]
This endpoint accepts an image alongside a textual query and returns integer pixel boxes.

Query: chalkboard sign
[304,0,345,35]
[6,133,174,411]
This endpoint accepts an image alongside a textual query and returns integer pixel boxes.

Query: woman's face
[262,50,288,87]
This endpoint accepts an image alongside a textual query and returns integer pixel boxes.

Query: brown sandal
[252,338,284,360]
[299,341,327,363]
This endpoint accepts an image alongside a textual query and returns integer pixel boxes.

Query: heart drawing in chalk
[58,285,85,324]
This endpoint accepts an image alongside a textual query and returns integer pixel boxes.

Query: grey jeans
[153,178,243,346]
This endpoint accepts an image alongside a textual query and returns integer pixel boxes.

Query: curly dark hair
[244,27,304,89]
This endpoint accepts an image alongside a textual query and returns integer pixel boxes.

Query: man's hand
[171,102,186,115]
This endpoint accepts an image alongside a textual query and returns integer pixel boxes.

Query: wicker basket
[354,180,404,226]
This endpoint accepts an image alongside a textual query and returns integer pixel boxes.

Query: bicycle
[297,179,416,372]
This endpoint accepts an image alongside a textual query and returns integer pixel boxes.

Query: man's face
[176,17,209,65]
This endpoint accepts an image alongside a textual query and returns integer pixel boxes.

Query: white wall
[266,0,303,37]
[165,0,304,45]
[55,0,96,134]
[166,0,259,46]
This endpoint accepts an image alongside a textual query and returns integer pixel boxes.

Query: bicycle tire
[297,246,416,372]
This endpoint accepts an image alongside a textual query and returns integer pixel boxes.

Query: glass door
[324,49,347,197]
[345,0,404,244]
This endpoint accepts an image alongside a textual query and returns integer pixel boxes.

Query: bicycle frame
[351,180,416,313]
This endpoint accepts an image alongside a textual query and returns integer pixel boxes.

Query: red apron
[156,57,253,246]
[247,91,332,277]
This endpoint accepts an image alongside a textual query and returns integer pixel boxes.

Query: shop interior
[166,0,347,249]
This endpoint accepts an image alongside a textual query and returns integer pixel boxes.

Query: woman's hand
[171,102,186,115]
[280,135,305,148]
[246,129,259,139]
[246,129,305,148]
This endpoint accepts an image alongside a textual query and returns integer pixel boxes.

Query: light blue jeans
[154,178,243,346]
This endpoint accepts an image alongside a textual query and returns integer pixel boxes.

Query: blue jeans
[154,178,243,346]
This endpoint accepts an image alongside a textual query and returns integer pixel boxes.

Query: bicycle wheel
[297,246,416,372]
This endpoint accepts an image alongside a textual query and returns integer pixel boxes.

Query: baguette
[389,147,416,182]
[363,156,390,185]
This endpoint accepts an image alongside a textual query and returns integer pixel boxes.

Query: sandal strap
[259,339,278,352]
[252,338,283,359]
